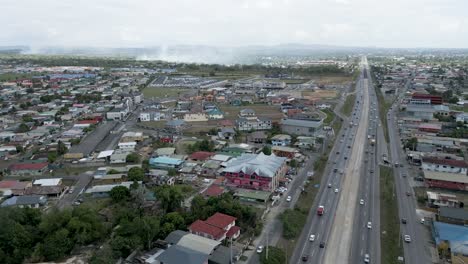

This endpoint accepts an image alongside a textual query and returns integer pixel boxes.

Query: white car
[360,199,365,205]
[364,254,370,263]
[404,235,411,243]
[256,245,264,253]
[334,188,339,193]
[367,222,372,229]
[309,234,315,242]
[328,183,332,188]
[286,196,291,202]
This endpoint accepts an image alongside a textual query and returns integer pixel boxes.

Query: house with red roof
[422,157,468,175]
[189,151,215,162]
[202,185,225,198]
[8,162,49,176]
[0,180,32,196]
[188,212,240,242]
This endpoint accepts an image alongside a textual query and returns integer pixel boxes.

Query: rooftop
[205,212,237,229]
[223,153,286,178]
[423,170,468,184]
[439,207,468,221]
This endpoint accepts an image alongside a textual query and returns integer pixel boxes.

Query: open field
[375,86,392,143]
[142,87,191,99]
[311,75,354,85]
[302,89,338,99]
[219,104,284,122]
[380,165,404,264]
[322,109,335,125]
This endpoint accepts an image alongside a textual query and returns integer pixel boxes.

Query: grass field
[322,109,335,125]
[142,87,191,99]
[380,165,404,264]
[311,75,354,85]
[0,72,39,82]
[341,94,356,117]
[374,83,392,143]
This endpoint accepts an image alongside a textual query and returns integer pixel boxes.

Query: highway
[348,65,381,264]
[290,57,370,263]
[387,90,432,263]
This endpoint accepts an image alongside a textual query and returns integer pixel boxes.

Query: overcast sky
[2,0,468,49]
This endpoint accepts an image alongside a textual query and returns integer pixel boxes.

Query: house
[166,120,185,131]
[154,230,237,264]
[189,151,215,162]
[184,113,208,122]
[218,128,235,140]
[455,113,468,123]
[247,131,268,144]
[0,180,31,196]
[411,93,443,105]
[222,153,287,192]
[1,195,47,208]
[118,141,137,151]
[33,178,62,186]
[207,108,224,120]
[154,147,176,157]
[149,156,184,170]
[424,170,468,191]
[147,170,175,186]
[422,157,468,175]
[85,181,137,197]
[438,207,468,226]
[110,151,129,164]
[106,107,129,120]
[236,109,272,131]
[8,162,49,176]
[271,134,292,146]
[189,212,240,242]
[202,185,225,198]
[271,146,299,159]
[418,123,442,133]
[427,191,460,208]
[281,117,323,136]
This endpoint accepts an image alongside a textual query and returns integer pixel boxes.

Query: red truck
[317,205,324,216]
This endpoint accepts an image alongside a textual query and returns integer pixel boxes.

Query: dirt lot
[142,87,191,98]
[302,89,338,99]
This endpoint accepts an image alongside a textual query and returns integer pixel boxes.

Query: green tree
[404,137,418,151]
[262,145,272,155]
[109,186,131,203]
[260,246,286,264]
[47,152,58,163]
[167,168,177,176]
[16,123,30,133]
[35,229,73,261]
[162,212,185,230]
[57,141,68,155]
[154,186,184,213]
[290,159,298,168]
[128,167,145,181]
[126,153,140,163]
[110,235,140,258]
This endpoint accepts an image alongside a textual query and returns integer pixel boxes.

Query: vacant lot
[302,89,338,99]
[142,87,191,99]
[311,75,353,85]
[219,104,284,122]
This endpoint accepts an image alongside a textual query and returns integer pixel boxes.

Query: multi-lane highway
[290,57,371,263]
[387,91,432,264]
[349,65,381,264]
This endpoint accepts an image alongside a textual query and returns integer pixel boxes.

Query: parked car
[256,245,264,253]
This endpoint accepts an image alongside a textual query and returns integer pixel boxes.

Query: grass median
[380,165,404,264]
[375,84,391,143]
[341,94,356,117]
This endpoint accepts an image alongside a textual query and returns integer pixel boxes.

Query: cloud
[0,0,467,48]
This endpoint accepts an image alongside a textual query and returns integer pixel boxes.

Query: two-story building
[236,109,272,131]
[188,212,241,242]
[281,115,323,136]
[221,153,287,192]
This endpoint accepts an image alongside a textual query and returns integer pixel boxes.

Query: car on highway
[369,169,374,173]
[360,199,365,205]
[309,234,315,242]
[344,156,348,160]
[421,218,425,224]
[336,151,340,154]
[256,245,264,253]
[286,196,291,202]
[328,183,332,188]
[406,192,411,196]
[404,235,411,243]
[401,173,407,178]
[347,145,351,148]
[367,222,372,229]
[68,186,75,193]
[364,254,370,263]
[401,218,407,224]
[334,188,339,193]
[319,241,325,248]
[302,255,309,261]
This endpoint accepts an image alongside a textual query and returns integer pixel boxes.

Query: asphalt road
[247,152,318,264]
[348,65,381,264]
[387,92,433,264]
[290,57,369,263]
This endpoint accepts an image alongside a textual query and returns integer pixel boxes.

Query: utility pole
[266,231,269,260]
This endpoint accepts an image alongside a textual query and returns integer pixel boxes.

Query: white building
[118,141,137,151]
[422,157,468,175]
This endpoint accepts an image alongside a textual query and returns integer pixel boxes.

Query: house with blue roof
[433,221,468,255]
[207,108,224,120]
[149,156,184,170]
